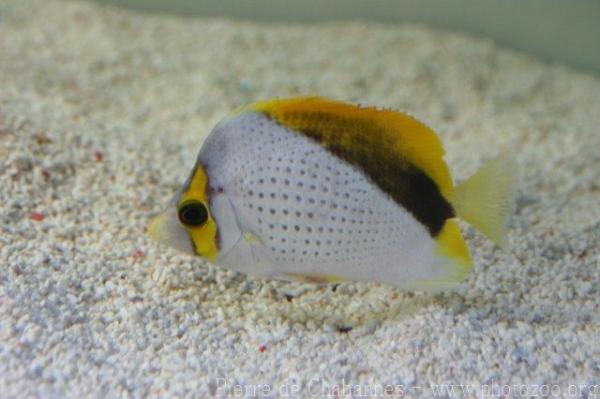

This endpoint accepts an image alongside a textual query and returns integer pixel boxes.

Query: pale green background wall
[94,0,600,75]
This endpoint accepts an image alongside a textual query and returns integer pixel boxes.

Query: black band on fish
[274,123,455,236]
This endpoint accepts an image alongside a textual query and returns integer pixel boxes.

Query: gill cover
[148,165,219,261]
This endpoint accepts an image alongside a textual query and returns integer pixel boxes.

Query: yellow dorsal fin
[244,96,454,198]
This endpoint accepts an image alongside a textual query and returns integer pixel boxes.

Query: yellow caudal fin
[449,152,517,247]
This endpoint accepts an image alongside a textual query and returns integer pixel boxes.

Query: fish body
[149,97,516,290]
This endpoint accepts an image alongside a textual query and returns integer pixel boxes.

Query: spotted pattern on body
[200,112,445,283]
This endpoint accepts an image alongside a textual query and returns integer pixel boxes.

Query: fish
[148,97,516,291]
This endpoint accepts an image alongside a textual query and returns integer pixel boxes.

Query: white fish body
[149,97,516,290]
[204,112,448,286]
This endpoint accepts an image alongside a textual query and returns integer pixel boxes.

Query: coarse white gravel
[1,0,599,397]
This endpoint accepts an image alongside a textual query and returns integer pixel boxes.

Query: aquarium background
[1,0,599,397]
[94,0,600,74]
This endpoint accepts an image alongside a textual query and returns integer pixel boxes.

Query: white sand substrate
[1,0,599,397]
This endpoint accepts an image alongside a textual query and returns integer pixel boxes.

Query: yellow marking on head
[178,165,219,261]
[246,96,454,198]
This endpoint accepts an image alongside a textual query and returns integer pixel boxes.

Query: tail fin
[449,153,517,247]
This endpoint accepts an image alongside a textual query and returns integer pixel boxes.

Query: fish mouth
[147,207,196,255]
[147,211,169,241]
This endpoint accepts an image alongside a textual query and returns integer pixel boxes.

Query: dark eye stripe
[178,201,208,227]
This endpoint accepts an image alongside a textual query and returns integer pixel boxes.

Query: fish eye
[178,201,208,227]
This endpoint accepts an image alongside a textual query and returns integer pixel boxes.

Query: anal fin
[398,220,472,292]
[434,218,472,283]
